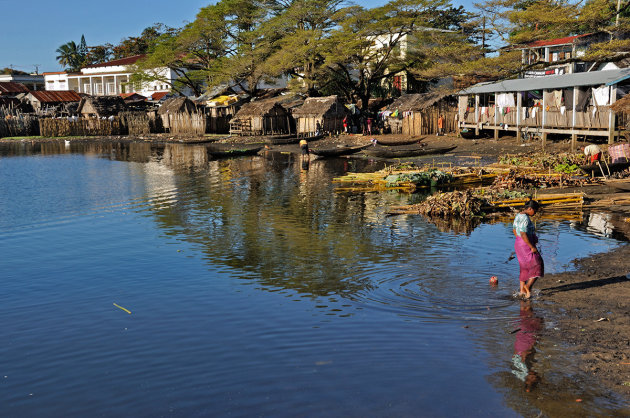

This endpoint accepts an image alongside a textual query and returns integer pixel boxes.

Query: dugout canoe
[579,161,630,176]
[310,144,371,158]
[207,144,264,158]
[363,145,457,159]
[373,136,426,146]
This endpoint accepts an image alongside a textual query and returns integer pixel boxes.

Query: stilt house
[458,68,630,147]
[292,95,347,136]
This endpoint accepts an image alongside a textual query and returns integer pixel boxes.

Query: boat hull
[363,145,457,158]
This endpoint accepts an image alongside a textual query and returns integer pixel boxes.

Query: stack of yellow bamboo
[488,192,584,209]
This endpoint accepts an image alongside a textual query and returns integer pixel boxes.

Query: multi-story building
[43,55,193,98]
[511,33,609,77]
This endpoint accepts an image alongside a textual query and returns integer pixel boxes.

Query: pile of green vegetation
[385,169,453,187]
[498,152,582,174]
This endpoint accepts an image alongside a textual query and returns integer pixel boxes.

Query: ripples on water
[0,141,627,416]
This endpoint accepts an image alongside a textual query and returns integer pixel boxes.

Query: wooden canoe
[579,161,630,176]
[363,145,457,159]
[207,144,263,158]
[373,136,426,146]
[310,144,370,157]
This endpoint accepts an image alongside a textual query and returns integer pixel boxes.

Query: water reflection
[2,139,630,416]
[510,300,542,393]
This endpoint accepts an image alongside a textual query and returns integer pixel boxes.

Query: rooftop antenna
[33,64,40,74]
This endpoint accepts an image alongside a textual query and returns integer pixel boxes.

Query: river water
[1,140,628,417]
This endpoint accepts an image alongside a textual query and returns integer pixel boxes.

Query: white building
[43,55,193,98]
[0,74,44,90]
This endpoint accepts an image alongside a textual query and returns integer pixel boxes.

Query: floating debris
[113,303,131,314]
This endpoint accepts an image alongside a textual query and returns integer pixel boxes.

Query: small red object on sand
[489,276,498,285]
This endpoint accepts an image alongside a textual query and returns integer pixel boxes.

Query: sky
[0,0,470,74]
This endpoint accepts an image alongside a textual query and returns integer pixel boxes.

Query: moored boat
[579,161,630,176]
[363,145,457,159]
[309,144,370,158]
[207,144,264,158]
[373,136,426,146]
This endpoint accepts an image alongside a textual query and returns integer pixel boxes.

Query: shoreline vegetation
[2,132,629,399]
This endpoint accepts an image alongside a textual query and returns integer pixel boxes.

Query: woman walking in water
[513,200,544,299]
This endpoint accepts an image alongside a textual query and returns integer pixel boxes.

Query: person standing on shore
[513,200,544,299]
[437,114,445,136]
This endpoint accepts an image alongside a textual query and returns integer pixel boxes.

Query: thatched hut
[157,97,200,131]
[229,97,291,136]
[292,95,347,136]
[383,92,456,135]
[77,96,127,118]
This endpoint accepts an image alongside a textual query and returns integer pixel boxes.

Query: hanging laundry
[592,86,610,106]
[553,90,563,108]
[496,93,515,108]
[560,106,566,115]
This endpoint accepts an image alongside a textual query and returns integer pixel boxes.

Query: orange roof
[84,54,146,69]
[152,91,169,100]
[28,90,81,103]
[526,33,592,48]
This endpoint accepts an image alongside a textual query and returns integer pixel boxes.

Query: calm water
[1,140,628,417]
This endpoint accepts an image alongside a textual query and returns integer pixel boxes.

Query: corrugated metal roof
[151,91,169,101]
[28,90,81,103]
[0,82,29,94]
[84,54,146,69]
[460,68,630,94]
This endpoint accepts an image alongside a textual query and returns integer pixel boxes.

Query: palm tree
[56,41,82,71]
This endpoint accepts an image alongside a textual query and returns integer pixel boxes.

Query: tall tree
[112,23,176,59]
[263,0,346,96]
[318,0,455,111]
[55,41,83,71]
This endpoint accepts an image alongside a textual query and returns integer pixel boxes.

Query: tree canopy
[52,0,630,102]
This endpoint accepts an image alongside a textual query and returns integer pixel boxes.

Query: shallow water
[0,140,628,416]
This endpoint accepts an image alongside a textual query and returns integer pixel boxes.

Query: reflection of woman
[512,300,542,392]
[513,200,544,299]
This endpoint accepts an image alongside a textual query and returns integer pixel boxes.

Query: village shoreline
[2,132,629,399]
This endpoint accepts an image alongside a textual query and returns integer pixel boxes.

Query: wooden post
[516,91,522,141]
[474,94,480,136]
[608,85,617,144]
[571,87,578,151]
[495,93,500,140]
[541,89,547,148]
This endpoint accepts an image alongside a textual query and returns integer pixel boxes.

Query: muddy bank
[539,242,630,398]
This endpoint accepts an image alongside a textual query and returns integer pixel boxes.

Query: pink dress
[513,213,544,282]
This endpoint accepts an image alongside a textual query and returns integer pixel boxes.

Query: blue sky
[1,0,471,73]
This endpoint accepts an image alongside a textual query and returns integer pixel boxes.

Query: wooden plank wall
[402,109,457,136]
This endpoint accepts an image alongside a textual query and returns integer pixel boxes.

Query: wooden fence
[0,108,40,137]
[120,111,163,135]
[165,113,206,136]
[39,117,125,137]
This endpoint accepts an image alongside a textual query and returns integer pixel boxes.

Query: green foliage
[498,152,583,171]
[385,169,454,186]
